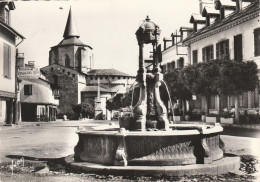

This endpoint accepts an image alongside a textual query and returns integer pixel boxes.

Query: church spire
[63,6,80,39]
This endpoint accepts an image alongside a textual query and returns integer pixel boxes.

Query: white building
[0,1,24,124]
[183,0,260,112]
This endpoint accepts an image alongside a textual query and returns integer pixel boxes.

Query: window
[90,77,93,80]
[162,65,167,73]
[67,72,70,75]
[167,63,172,72]
[234,34,243,61]
[65,54,70,67]
[24,85,32,95]
[254,28,260,56]
[112,76,115,79]
[202,45,214,62]
[177,57,184,68]
[3,44,11,79]
[216,39,229,60]
[171,61,175,70]
[192,50,198,64]
[118,76,121,79]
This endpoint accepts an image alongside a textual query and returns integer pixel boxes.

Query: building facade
[183,0,260,113]
[41,7,135,120]
[0,1,24,124]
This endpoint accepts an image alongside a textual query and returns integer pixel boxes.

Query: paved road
[0,120,259,162]
[0,120,117,163]
[0,120,260,182]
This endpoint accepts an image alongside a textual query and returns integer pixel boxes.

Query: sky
[12,0,199,75]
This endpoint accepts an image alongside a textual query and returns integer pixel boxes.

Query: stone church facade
[41,7,135,119]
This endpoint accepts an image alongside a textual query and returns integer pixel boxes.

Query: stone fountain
[65,16,240,176]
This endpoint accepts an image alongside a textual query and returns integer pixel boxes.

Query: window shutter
[3,44,11,78]
[216,42,220,60]
[225,39,229,59]
[254,28,260,56]
[202,48,206,62]
[210,45,214,60]
[234,34,243,61]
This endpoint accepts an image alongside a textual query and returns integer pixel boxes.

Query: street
[0,120,260,181]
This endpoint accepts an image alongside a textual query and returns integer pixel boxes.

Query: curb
[65,155,240,176]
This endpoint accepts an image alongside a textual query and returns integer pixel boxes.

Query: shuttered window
[192,50,198,64]
[202,45,213,62]
[24,85,32,95]
[216,39,229,60]
[3,44,11,79]
[234,34,243,61]
[171,61,175,70]
[254,28,260,56]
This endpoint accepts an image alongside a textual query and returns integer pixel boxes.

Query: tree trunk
[182,99,186,116]
[234,95,239,124]
[205,96,210,116]
[218,95,222,123]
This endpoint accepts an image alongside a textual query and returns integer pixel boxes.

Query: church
[41,7,135,120]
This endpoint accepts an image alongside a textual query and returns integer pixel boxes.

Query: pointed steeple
[63,6,80,39]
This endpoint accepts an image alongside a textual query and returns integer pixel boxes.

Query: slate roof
[202,6,220,16]
[55,37,92,49]
[184,1,259,43]
[63,7,79,39]
[215,0,236,9]
[87,69,134,77]
[190,14,206,23]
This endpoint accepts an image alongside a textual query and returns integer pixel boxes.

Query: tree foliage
[181,59,258,96]
[72,99,95,118]
[164,68,192,101]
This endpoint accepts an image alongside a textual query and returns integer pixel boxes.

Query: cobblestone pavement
[0,120,259,181]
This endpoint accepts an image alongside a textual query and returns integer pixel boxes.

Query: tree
[164,68,192,115]
[212,59,258,123]
[72,99,95,119]
[181,62,218,115]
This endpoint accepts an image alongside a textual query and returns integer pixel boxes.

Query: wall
[190,17,260,65]
[49,44,93,73]
[41,65,79,118]
[20,79,59,105]
[0,26,16,95]
[162,44,188,73]
[0,99,6,122]
[86,75,135,90]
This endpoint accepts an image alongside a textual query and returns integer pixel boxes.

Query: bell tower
[48,7,93,73]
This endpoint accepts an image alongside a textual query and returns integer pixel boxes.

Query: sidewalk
[1,119,260,131]
[179,121,260,131]
[0,119,118,131]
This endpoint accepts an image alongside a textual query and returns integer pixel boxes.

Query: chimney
[163,38,166,50]
[236,0,243,11]
[199,0,214,14]
[0,1,15,25]
[171,33,175,46]
[17,53,24,68]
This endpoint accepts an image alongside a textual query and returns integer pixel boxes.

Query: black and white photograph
[0,0,259,181]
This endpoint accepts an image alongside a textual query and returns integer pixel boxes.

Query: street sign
[18,68,40,79]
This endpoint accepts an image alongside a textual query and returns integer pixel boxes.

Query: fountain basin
[74,123,224,166]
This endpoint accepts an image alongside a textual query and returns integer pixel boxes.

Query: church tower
[42,7,94,119]
[48,7,93,73]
